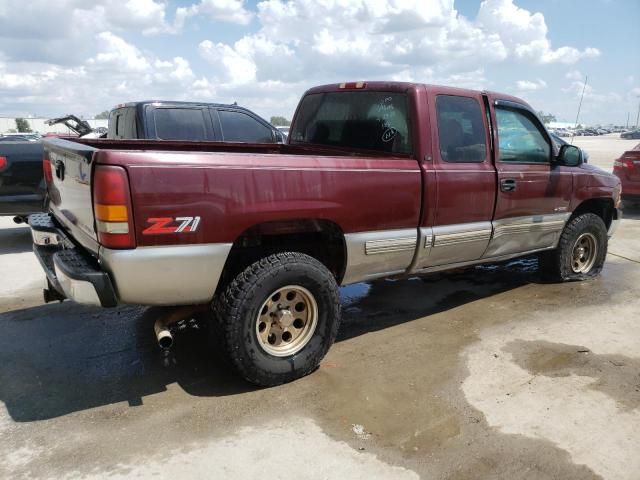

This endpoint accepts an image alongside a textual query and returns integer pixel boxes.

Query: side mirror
[558,144,582,167]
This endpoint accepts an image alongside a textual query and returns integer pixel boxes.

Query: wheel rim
[255,285,318,357]
[571,232,598,273]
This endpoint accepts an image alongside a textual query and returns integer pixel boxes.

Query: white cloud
[516,79,547,91]
[477,0,599,64]
[0,0,616,123]
[88,32,151,73]
[176,0,253,29]
[0,33,199,118]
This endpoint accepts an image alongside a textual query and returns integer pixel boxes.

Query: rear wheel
[539,213,608,281]
[213,252,341,386]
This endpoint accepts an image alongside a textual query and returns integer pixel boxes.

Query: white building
[0,117,108,134]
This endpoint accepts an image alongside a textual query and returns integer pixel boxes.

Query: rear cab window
[290,91,412,154]
[435,95,487,163]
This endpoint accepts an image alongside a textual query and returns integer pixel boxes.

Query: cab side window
[218,110,274,143]
[496,107,551,163]
[436,95,487,163]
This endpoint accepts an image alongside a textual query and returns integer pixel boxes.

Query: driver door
[484,99,572,258]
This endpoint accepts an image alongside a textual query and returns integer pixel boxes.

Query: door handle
[501,178,516,192]
[54,160,65,181]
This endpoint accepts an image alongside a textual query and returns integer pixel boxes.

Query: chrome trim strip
[433,229,493,247]
[412,221,492,271]
[365,237,416,255]
[483,213,570,258]
[342,229,417,285]
[100,243,232,305]
[493,220,565,238]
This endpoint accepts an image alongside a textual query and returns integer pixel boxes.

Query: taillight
[42,155,53,183]
[613,158,634,169]
[0,156,6,171]
[93,165,135,249]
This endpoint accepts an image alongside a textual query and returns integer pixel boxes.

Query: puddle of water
[339,283,371,307]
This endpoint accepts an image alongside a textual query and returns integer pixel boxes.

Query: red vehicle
[613,142,640,206]
[29,82,621,386]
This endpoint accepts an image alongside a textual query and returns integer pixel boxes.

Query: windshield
[290,91,412,154]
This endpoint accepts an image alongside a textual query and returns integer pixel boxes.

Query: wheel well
[571,198,614,229]
[217,219,347,292]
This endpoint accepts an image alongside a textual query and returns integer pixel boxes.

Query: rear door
[413,88,496,270]
[148,106,214,141]
[483,98,572,258]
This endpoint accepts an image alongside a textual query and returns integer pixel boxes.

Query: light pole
[636,96,640,129]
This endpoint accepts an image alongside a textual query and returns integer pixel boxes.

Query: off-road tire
[212,252,341,386]
[539,213,608,281]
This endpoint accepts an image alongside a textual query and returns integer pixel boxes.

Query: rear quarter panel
[96,150,422,247]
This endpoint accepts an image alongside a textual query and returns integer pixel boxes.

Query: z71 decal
[142,216,201,235]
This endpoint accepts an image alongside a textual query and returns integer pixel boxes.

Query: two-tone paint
[40,82,621,306]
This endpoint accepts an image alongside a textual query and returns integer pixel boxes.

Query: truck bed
[44,137,421,253]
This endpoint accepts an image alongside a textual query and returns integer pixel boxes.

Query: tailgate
[44,138,100,255]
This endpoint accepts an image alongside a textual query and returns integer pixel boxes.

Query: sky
[0,0,638,125]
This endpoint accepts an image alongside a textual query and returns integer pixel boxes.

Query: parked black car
[0,140,47,217]
[621,129,640,139]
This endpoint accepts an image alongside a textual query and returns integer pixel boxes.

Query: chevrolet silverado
[29,82,621,386]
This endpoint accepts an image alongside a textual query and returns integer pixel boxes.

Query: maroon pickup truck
[30,82,622,386]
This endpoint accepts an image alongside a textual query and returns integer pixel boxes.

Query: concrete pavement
[0,137,638,479]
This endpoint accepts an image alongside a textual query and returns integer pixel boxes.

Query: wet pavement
[1,143,639,478]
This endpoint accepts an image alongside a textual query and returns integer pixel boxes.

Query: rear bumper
[29,213,118,307]
[29,213,232,307]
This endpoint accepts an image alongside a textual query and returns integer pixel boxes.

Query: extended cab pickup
[30,82,622,386]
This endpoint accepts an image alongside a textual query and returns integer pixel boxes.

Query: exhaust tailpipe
[154,322,173,349]
[153,305,206,350]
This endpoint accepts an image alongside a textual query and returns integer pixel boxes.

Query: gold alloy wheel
[571,232,598,273]
[255,285,318,357]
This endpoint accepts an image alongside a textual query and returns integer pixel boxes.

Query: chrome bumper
[30,213,232,307]
[29,213,118,307]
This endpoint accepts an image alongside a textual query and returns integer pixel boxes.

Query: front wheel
[539,213,608,281]
[213,252,341,386]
